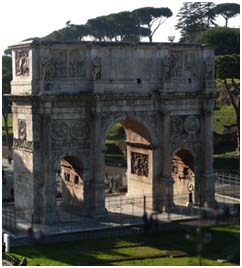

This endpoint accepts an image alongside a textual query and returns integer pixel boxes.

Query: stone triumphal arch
[10,40,216,223]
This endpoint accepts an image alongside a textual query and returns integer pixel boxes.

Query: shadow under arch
[102,114,155,148]
[171,147,197,206]
[56,155,86,214]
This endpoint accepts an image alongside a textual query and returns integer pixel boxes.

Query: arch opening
[172,149,195,206]
[56,156,85,213]
[104,117,154,211]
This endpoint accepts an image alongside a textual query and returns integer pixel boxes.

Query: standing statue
[92,57,101,80]
[16,51,29,76]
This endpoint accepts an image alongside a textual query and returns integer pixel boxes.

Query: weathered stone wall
[10,41,216,222]
[10,41,214,96]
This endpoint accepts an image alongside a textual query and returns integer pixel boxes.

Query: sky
[0,0,240,54]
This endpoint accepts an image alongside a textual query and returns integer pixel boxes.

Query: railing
[215,172,240,200]
[2,188,240,236]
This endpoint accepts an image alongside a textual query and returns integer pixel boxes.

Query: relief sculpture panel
[51,120,68,140]
[69,50,86,77]
[131,152,149,177]
[18,119,27,140]
[171,115,200,139]
[184,115,200,134]
[51,49,67,78]
[70,121,89,139]
[15,51,29,76]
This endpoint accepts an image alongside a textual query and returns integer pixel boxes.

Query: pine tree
[175,2,217,42]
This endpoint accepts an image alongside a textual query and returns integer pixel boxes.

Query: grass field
[8,225,240,266]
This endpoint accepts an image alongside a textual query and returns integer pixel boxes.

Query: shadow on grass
[10,225,240,266]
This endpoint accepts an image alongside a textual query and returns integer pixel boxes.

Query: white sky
[0,0,240,54]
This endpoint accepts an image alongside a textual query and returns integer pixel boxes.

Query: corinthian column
[201,100,216,207]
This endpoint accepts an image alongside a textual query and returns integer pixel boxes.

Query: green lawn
[214,105,236,134]
[8,225,240,266]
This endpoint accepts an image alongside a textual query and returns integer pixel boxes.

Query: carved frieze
[18,119,27,140]
[15,50,29,76]
[13,138,33,151]
[69,50,86,77]
[168,50,183,78]
[51,120,68,140]
[184,115,200,134]
[131,152,149,177]
[70,121,89,139]
[51,49,67,78]
[165,50,200,80]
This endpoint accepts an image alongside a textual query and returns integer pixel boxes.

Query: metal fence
[215,172,240,200]
[2,181,240,236]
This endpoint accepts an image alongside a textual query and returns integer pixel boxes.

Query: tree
[132,7,172,42]
[199,27,240,55]
[86,12,150,42]
[199,2,217,27]
[2,55,12,94]
[44,24,89,41]
[175,3,205,42]
[2,95,12,154]
[215,54,240,151]
[2,54,13,154]
[175,2,218,42]
[215,3,240,27]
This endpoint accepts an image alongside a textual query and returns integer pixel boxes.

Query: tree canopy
[199,27,240,55]
[214,3,240,27]
[215,54,240,79]
[2,55,12,94]
[44,24,89,41]
[132,7,172,42]
[175,2,215,42]
[43,7,171,42]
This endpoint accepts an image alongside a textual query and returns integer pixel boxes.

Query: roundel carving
[184,115,200,134]
[70,121,89,139]
[171,116,183,135]
[51,120,68,140]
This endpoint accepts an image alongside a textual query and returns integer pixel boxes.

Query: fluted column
[89,112,106,218]
[200,100,216,207]
[160,112,174,211]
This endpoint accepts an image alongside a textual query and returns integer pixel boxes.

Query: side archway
[56,155,86,214]
[171,147,197,205]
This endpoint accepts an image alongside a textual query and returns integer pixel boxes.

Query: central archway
[103,116,154,206]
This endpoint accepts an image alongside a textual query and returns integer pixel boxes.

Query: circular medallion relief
[51,120,68,140]
[184,115,200,134]
[70,121,89,139]
[170,116,183,136]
